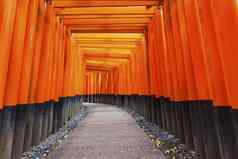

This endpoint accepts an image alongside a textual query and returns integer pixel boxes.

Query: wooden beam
[55,6,157,15]
[71,28,145,33]
[53,0,160,8]
[86,62,127,67]
[78,43,137,49]
[68,24,147,28]
[84,52,131,59]
[83,50,132,55]
[74,38,140,44]
[86,68,114,72]
[85,56,129,62]
[82,48,134,54]
[75,40,138,45]
[86,61,120,67]
[86,66,114,71]
[59,14,154,19]
[72,33,144,39]
[63,18,150,25]
[74,38,142,43]
[86,69,110,73]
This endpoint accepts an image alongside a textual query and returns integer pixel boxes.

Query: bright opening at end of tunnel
[69,33,149,96]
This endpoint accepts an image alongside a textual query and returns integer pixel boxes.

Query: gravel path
[48,103,166,159]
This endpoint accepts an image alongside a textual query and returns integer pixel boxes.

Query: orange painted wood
[49,20,60,101]
[163,0,179,100]
[18,0,40,104]
[0,0,18,108]
[169,2,188,101]
[137,41,150,95]
[53,0,159,8]
[129,53,136,94]
[209,0,238,108]
[66,35,74,97]
[0,0,235,106]
[70,34,78,96]
[175,0,197,101]
[182,0,212,100]
[125,64,130,95]
[108,71,114,94]
[195,0,229,106]
[147,24,160,96]
[151,20,165,97]
[154,10,171,98]
[47,16,58,101]
[58,27,68,98]
[71,37,83,96]
[28,0,45,104]
[86,74,89,95]
[4,0,31,106]
[127,59,133,95]
[54,22,65,100]
[35,4,55,103]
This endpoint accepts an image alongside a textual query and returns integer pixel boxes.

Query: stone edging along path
[122,106,198,159]
[21,106,89,159]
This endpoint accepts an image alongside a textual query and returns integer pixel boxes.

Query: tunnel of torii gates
[0,0,238,159]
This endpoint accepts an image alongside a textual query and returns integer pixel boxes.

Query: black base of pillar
[199,101,221,159]
[155,97,162,126]
[47,102,54,136]
[0,95,82,159]
[180,101,194,150]
[189,101,207,159]
[175,102,185,144]
[214,107,238,159]
[232,109,238,154]
[23,105,35,152]
[12,105,27,159]
[32,104,43,146]
[0,107,16,159]
[41,103,49,142]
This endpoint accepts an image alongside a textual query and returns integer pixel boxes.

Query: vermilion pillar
[0,0,18,109]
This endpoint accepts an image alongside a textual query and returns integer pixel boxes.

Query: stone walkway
[48,103,166,159]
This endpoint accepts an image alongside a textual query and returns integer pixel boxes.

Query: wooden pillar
[4,0,30,107]
[208,1,238,158]
[0,0,18,109]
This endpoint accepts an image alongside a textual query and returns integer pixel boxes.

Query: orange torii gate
[0,0,238,159]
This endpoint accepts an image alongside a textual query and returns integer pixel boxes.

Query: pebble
[123,107,198,159]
